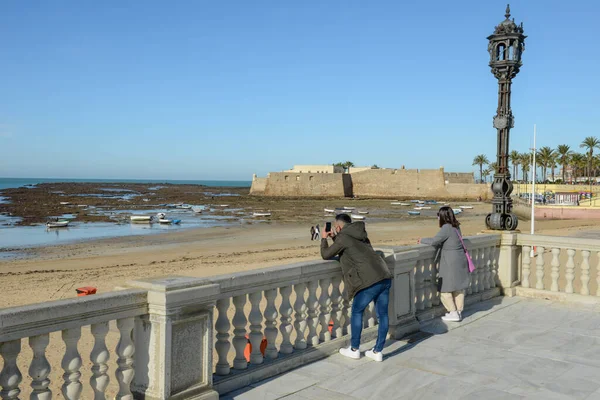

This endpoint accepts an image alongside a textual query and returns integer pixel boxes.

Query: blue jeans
[351,278,392,352]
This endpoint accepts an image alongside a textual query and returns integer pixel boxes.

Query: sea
[0,177,251,190]
[0,177,253,255]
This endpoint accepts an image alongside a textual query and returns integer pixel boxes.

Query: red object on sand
[76,286,97,296]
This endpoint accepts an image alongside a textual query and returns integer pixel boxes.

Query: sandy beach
[2,208,598,309]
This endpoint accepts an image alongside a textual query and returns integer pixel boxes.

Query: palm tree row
[473,136,600,184]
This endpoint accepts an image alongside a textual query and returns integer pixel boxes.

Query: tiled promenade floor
[222,296,600,399]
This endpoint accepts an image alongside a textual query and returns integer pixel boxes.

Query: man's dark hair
[437,206,460,228]
[335,213,352,224]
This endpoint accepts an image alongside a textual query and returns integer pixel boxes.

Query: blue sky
[1,0,598,180]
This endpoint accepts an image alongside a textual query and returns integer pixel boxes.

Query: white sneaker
[339,346,360,360]
[365,349,383,362]
[441,311,461,322]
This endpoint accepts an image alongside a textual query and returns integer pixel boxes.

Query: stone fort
[250,165,491,199]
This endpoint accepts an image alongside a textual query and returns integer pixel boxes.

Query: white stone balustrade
[515,234,600,298]
[0,234,504,399]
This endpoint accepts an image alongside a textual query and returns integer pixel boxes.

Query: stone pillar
[377,248,420,339]
[127,276,220,400]
[497,232,521,296]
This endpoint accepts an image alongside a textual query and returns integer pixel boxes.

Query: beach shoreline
[2,215,598,309]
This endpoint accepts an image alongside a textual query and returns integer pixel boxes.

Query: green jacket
[320,222,392,299]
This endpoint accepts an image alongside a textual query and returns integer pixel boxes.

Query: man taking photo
[321,214,392,362]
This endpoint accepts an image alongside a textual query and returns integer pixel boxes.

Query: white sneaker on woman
[441,311,461,322]
[365,349,383,362]
[339,346,360,359]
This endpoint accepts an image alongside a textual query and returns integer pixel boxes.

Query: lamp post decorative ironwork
[485,4,526,231]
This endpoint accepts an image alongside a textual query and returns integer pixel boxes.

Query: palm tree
[556,144,572,183]
[570,153,586,183]
[520,153,532,183]
[482,168,492,183]
[510,150,520,180]
[537,146,555,183]
[580,137,600,184]
[472,155,489,184]
[549,153,558,183]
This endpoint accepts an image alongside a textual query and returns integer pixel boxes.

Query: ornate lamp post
[485,4,526,231]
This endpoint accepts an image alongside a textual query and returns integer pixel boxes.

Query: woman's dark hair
[437,206,460,228]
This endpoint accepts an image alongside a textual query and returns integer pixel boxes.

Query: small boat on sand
[414,207,423,210]
[357,210,369,215]
[351,214,365,220]
[459,205,473,209]
[421,206,432,210]
[46,220,69,228]
[159,218,173,224]
[253,212,271,217]
[343,206,356,210]
[130,215,153,223]
[177,204,192,209]
[408,211,421,216]
[192,206,205,213]
[60,202,71,206]
[452,209,463,214]
[324,208,335,213]
[219,205,229,208]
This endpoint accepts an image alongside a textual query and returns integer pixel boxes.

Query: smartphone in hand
[325,222,332,233]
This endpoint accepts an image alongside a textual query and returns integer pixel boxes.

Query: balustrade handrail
[0,288,147,342]
[516,233,600,251]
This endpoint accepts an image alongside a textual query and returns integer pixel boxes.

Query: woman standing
[418,206,470,322]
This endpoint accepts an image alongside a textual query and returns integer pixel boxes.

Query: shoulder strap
[454,228,467,252]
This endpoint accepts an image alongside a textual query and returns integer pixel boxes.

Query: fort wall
[262,172,345,197]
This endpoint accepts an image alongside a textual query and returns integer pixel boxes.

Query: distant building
[284,165,344,174]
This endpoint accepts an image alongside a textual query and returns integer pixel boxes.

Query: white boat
[324,208,335,213]
[177,204,192,209]
[414,207,423,210]
[159,218,173,224]
[219,205,229,208]
[417,200,425,204]
[452,209,463,214]
[343,206,356,210]
[59,202,71,205]
[192,206,205,213]
[77,204,87,208]
[130,215,152,223]
[142,198,150,202]
[253,212,271,217]
[156,213,166,219]
[390,202,403,205]
[357,210,369,215]
[408,211,420,216]
[46,220,69,228]
[459,205,474,209]
[421,206,432,210]
[351,214,365,220]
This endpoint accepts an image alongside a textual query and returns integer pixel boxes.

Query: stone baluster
[535,246,546,290]
[341,287,352,336]
[490,246,499,288]
[415,259,424,310]
[521,245,531,288]
[471,248,479,293]
[90,322,110,400]
[565,249,576,293]
[306,280,319,346]
[431,263,440,305]
[293,283,308,349]
[29,334,52,400]
[232,294,248,369]
[581,250,591,295]
[0,340,22,400]
[550,248,561,292]
[115,317,135,400]
[248,291,265,364]
[61,328,82,400]
[215,298,231,375]
[264,289,279,358]
[424,258,434,309]
[330,276,343,338]
[484,247,492,291]
[318,278,332,342]
[279,286,294,354]
[478,248,486,293]
[467,254,475,295]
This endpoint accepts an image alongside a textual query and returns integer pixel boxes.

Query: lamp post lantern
[485,4,526,231]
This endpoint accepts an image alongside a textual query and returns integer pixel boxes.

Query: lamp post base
[485,212,519,231]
